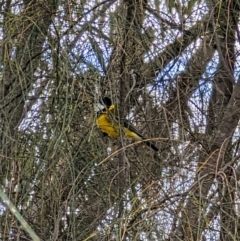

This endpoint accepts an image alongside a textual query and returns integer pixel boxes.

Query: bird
[96,96,159,151]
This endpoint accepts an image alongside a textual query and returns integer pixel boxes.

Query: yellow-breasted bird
[96,97,159,151]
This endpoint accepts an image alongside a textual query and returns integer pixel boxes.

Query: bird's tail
[145,140,159,152]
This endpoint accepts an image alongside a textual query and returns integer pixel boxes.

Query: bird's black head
[100,96,112,108]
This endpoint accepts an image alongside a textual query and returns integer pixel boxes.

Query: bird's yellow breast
[96,113,142,141]
[96,113,119,138]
